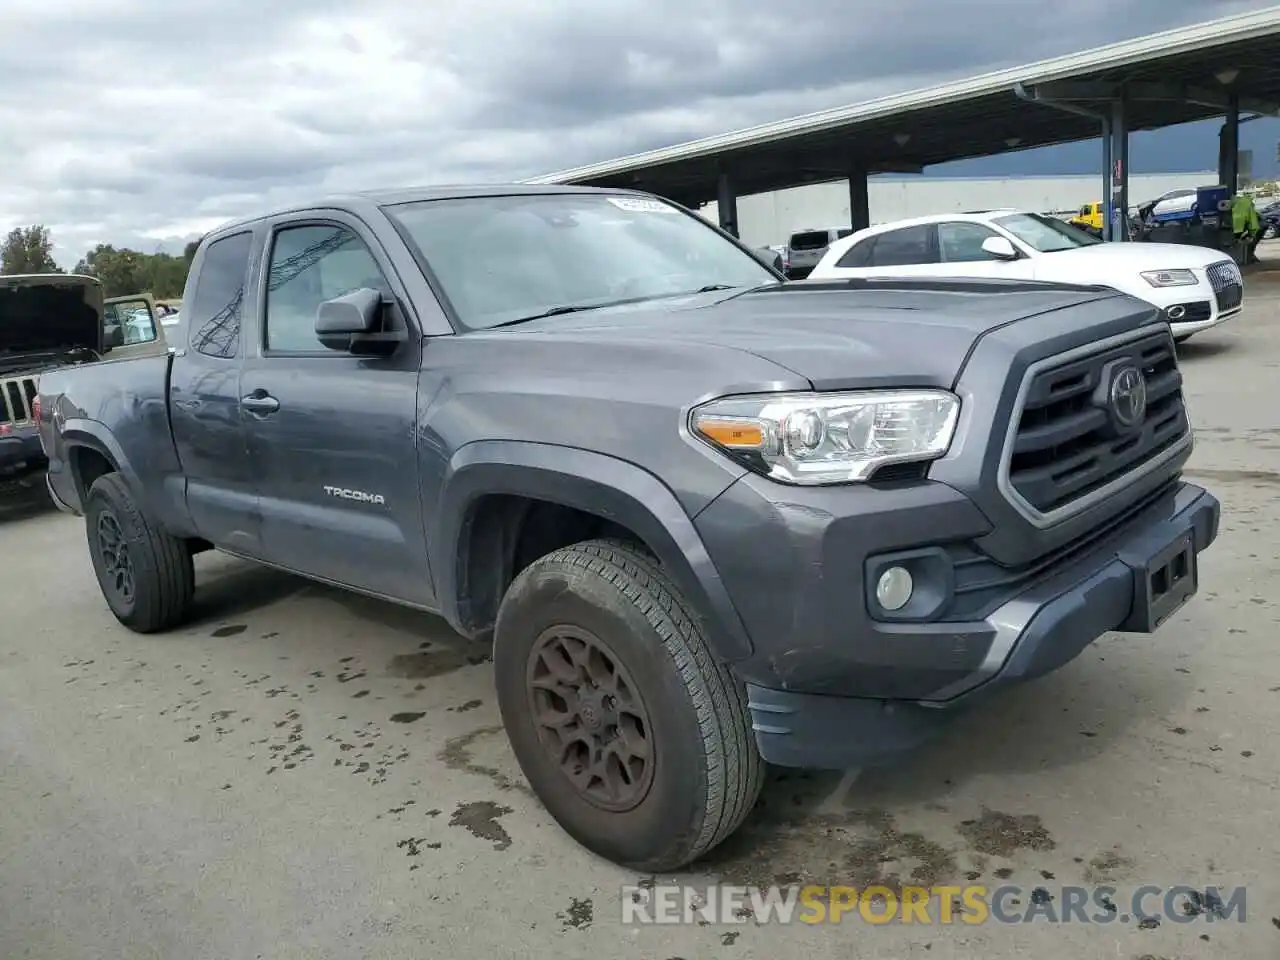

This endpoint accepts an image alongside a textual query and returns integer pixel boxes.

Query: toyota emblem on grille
[1109,365,1147,428]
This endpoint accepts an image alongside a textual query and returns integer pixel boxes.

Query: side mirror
[315,287,404,355]
[752,247,785,273]
[317,287,381,335]
[981,236,1020,261]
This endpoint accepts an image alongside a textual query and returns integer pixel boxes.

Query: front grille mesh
[0,377,38,427]
[1006,332,1189,515]
[1206,259,1243,313]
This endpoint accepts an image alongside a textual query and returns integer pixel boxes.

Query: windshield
[993,213,1103,253]
[384,193,778,330]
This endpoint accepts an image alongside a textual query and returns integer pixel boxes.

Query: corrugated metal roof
[526,7,1280,186]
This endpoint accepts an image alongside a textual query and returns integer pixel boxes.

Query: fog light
[876,566,913,611]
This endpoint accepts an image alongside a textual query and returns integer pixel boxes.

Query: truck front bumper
[695,477,1219,769]
[0,426,47,482]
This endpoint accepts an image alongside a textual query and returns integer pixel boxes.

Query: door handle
[240,391,279,415]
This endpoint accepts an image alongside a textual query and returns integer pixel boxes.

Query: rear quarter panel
[40,353,189,531]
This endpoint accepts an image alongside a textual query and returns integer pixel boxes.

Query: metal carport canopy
[523,7,1280,206]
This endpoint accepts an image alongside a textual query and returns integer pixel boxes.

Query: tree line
[0,225,199,299]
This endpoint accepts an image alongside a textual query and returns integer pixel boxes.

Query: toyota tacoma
[36,185,1220,870]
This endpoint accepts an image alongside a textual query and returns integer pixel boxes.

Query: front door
[238,216,433,606]
[103,294,167,360]
[934,221,1036,280]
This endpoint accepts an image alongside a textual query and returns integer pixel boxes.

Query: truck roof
[206,183,656,238]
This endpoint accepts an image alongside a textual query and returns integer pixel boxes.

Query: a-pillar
[848,167,870,231]
[1218,91,1240,195]
[1107,99,1129,241]
[716,171,738,238]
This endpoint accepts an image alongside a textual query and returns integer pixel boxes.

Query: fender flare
[59,419,139,502]
[435,440,753,663]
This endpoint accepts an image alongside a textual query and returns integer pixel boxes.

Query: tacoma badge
[323,485,386,505]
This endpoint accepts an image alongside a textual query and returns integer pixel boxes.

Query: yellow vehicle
[1069,201,1104,235]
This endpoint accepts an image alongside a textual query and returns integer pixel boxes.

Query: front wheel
[85,473,195,633]
[493,539,764,870]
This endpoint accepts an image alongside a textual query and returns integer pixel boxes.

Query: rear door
[237,212,433,605]
[169,230,263,553]
[826,224,940,278]
[787,230,834,275]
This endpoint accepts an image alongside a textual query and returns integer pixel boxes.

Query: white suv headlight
[1140,268,1198,288]
[690,389,960,485]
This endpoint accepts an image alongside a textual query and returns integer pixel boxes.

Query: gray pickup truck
[36,184,1220,871]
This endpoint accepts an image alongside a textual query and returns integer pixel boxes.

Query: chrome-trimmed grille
[1206,259,1243,313]
[0,376,38,427]
[997,327,1192,527]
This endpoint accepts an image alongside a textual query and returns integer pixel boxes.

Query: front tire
[85,473,194,633]
[493,539,764,870]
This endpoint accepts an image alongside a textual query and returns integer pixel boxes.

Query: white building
[699,171,1218,247]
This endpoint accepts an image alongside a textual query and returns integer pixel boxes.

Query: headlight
[690,389,960,485]
[1140,268,1198,288]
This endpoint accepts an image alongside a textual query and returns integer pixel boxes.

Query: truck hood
[0,274,104,366]
[1034,241,1232,273]
[499,279,1126,390]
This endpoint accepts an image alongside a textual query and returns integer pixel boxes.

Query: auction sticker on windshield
[607,197,678,213]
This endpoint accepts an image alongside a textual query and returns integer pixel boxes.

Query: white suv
[808,210,1243,343]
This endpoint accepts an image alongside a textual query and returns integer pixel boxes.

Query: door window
[190,232,253,360]
[866,225,935,267]
[104,298,158,345]
[834,239,874,268]
[936,222,1004,263]
[264,225,390,353]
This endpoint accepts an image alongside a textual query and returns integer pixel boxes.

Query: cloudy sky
[1,0,1271,266]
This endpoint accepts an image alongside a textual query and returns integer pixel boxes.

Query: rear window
[189,232,252,360]
[789,231,831,251]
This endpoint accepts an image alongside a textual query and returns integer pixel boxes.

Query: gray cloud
[0,0,1265,265]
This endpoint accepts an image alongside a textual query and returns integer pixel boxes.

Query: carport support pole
[716,171,739,238]
[1108,99,1129,242]
[848,168,871,231]
[1219,92,1240,194]
[1101,116,1114,241]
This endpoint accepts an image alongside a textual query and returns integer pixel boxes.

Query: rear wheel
[493,538,763,870]
[85,473,194,633]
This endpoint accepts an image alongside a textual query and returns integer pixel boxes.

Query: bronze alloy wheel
[525,623,656,813]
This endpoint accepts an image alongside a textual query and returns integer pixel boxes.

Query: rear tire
[85,473,194,633]
[493,538,764,871]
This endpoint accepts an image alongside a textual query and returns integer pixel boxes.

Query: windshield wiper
[488,284,760,330]
[490,295,670,329]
